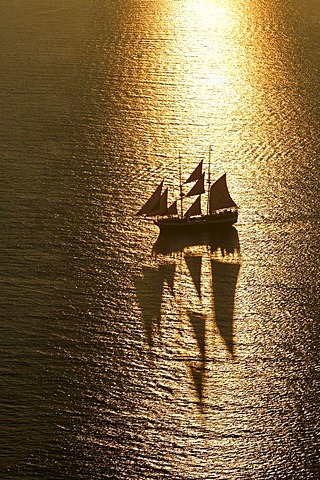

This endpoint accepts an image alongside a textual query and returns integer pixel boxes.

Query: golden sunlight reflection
[169,0,241,127]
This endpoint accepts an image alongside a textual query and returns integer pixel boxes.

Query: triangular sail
[167,200,178,216]
[136,181,163,216]
[186,173,205,197]
[148,189,168,216]
[184,195,202,217]
[185,160,203,183]
[209,174,237,212]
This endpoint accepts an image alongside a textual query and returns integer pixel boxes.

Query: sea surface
[0,1,319,479]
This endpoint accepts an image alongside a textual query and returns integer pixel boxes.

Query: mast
[207,145,212,215]
[179,152,183,218]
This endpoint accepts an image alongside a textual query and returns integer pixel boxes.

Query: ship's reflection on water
[135,227,240,407]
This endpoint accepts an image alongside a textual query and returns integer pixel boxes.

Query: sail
[209,174,237,212]
[184,195,202,217]
[185,160,203,183]
[186,173,205,197]
[148,189,168,216]
[167,200,178,216]
[136,181,163,216]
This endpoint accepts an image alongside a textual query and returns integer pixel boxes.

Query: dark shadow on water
[152,225,240,257]
[134,263,175,347]
[211,260,240,356]
[135,226,241,406]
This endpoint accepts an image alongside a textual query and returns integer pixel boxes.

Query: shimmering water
[1,1,319,478]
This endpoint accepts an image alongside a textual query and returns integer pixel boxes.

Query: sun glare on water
[160,0,246,155]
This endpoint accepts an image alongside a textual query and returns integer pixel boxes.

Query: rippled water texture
[1,0,319,479]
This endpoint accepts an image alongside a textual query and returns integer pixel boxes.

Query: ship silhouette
[137,148,238,233]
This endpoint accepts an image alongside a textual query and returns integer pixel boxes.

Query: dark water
[1,1,319,478]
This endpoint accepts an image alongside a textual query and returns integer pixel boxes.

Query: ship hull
[155,211,238,234]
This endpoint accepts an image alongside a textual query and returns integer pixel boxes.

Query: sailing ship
[136,148,238,233]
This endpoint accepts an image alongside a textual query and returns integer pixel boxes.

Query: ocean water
[0,1,319,479]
